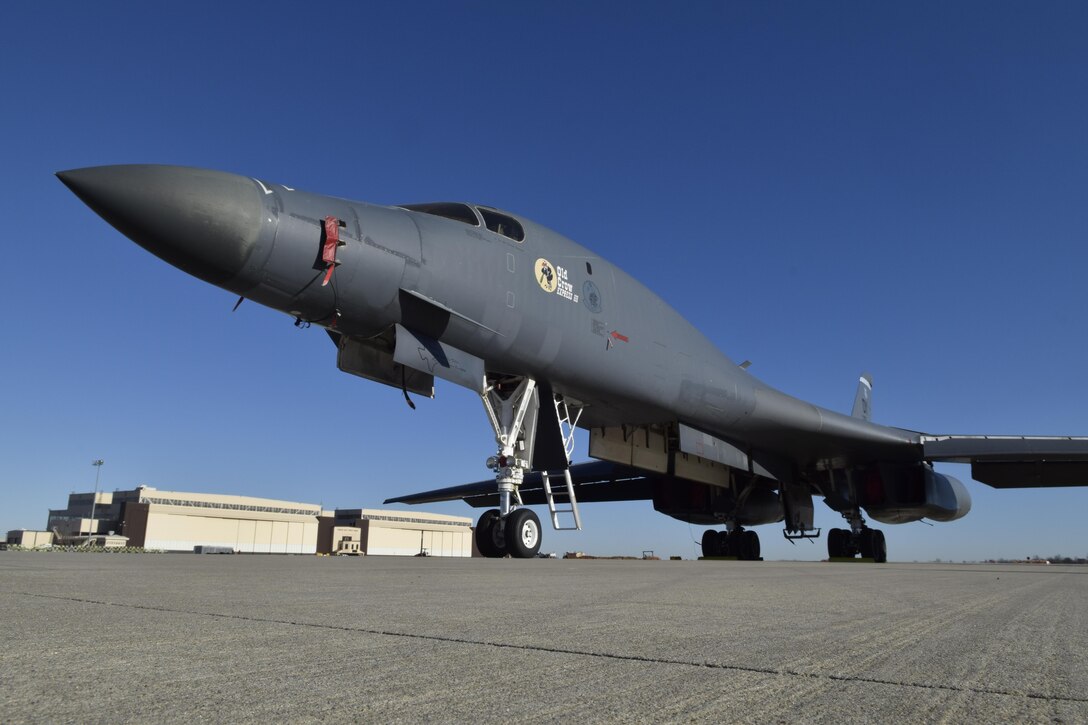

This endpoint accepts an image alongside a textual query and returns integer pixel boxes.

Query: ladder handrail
[542,468,582,531]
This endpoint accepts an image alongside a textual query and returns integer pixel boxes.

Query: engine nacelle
[860,464,972,524]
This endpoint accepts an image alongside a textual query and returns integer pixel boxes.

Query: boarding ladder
[542,394,583,530]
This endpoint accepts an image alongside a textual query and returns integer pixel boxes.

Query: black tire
[871,529,887,563]
[726,531,744,557]
[744,530,760,560]
[475,509,504,558]
[828,528,845,559]
[844,529,857,556]
[717,530,733,557]
[701,529,719,557]
[505,508,542,558]
[858,528,874,559]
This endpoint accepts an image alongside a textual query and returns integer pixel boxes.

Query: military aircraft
[58,165,1088,561]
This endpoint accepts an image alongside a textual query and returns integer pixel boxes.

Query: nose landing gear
[474,375,565,558]
[475,507,543,558]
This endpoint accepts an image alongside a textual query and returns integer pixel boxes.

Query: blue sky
[2,1,1086,561]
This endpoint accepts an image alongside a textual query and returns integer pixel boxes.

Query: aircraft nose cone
[57,165,263,286]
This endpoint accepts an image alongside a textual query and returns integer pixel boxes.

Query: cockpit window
[478,207,525,242]
[400,202,480,227]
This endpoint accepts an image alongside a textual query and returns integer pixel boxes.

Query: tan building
[6,530,54,548]
[333,509,473,557]
[42,486,471,556]
[48,490,117,538]
[48,486,320,554]
[317,523,363,555]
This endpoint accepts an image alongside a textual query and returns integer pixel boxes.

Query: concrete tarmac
[2,553,1086,723]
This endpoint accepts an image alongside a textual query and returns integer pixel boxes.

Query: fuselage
[59,164,920,469]
[257,177,920,465]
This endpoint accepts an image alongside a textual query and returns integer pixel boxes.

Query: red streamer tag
[321,216,341,286]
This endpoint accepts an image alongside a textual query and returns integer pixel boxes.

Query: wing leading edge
[923,435,1088,488]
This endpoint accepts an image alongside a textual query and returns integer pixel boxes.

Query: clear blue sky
[2,1,1086,561]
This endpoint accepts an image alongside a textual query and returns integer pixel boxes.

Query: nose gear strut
[473,375,583,558]
[474,376,541,558]
[482,377,537,519]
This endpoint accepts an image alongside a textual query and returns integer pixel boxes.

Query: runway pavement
[2,553,1086,723]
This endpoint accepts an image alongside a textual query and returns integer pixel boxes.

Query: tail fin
[851,373,873,421]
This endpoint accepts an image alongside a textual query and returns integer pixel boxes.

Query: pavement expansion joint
[16,591,1086,706]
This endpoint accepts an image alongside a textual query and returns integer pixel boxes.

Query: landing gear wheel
[729,530,747,559]
[505,508,542,558]
[743,530,760,560]
[717,530,733,557]
[869,529,887,563]
[828,528,847,559]
[722,531,739,557]
[475,509,505,558]
[858,528,874,559]
[701,529,720,557]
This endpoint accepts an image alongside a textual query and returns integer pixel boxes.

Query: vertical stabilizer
[851,373,873,421]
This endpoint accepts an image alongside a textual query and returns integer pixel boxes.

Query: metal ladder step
[542,468,581,531]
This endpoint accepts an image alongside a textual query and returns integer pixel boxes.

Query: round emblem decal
[535,258,557,293]
[582,280,602,313]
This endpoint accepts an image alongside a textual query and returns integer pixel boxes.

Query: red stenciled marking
[610,331,629,343]
[321,216,341,286]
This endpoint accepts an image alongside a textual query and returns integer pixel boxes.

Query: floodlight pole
[89,460,104,542]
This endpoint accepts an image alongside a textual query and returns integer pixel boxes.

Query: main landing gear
[701,526,761,560]
[827,510,887,562]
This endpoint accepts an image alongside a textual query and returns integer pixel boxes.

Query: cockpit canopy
[400,202,525,242]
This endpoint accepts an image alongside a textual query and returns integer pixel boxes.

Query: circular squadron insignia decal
[534,259,579,303]
[582,280,602,313]
[535,258,558,293]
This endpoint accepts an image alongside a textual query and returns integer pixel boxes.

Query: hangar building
[329,509,473,557]
[5,530,54,548]
[48,486,321,553]
[43,485,474,556]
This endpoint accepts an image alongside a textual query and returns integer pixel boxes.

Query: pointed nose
[57,165,264,286]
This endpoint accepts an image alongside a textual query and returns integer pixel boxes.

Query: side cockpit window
[478,207,525,242]
[400,202,481,227]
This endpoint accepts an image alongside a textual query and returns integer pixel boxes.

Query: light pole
[89,459,104,542]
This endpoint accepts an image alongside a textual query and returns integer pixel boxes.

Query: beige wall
[335,509,473,557]
[136,488,320,514]
[141,506,317,554]
[366,525,471,557]
[6,530,54,547]
[422,528,472,557]
[50,518,107,538]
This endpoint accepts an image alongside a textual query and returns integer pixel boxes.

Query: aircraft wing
[923,435,1088,488]
[384,460,655,509]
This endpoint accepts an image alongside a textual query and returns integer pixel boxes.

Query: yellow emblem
[535,257,557,293]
